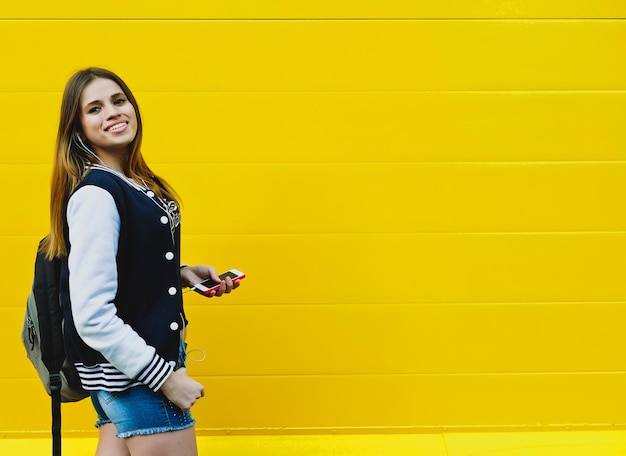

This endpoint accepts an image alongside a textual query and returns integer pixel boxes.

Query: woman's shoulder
[81,166,122,184]
[78,167,133,194]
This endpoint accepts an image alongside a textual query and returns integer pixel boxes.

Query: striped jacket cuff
[136,353,174,392]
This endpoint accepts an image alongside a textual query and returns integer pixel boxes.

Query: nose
[103,102,122,119]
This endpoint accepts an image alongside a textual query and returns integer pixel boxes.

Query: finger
[224,277,234,293]
[207,266,220,282]
[215,281,227,297]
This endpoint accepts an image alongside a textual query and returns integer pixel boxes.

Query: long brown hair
[41,67,180,259]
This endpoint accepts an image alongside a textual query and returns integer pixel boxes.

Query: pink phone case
[192,270,245,296]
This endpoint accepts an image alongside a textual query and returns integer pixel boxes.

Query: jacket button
[170,322,179,331]
[168,287,177,295]
[165,251,174,260]
[160,216,169,224]
[146,191,155,197]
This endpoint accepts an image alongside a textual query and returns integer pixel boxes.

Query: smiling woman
[38,68,242,456]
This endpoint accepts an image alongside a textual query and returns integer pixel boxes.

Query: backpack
[21,240,88,456]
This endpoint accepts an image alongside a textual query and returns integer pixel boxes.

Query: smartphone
[190,269,245,296]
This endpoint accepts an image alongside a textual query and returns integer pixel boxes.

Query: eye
[114,97,126,105]
[87,106,101,114]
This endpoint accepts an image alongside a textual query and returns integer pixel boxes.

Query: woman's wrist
[179,264,192,287]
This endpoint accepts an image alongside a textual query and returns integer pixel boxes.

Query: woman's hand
[180,265,241,297]
[159,367,204,412]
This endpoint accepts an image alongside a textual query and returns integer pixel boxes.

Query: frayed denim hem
[117,419,196,439]
[95,418,112,429]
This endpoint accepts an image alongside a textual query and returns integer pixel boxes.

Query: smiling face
[79,77,138,158]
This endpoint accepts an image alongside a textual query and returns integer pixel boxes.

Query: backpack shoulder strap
[32,243,64,374]
[31,241,64,456]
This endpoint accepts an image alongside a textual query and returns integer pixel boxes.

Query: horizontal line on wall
[7,300,626,312]
[7,160,626,167]
[49,372,626,380]
[180,231,626,236]
[4,231,626,238]
[192,371,626,378]
[192,423,626,435]
[3,89,626,95]
[9,160,626,166]
[1,18,625,22]
[5,423,626,437]
[182,300,626,307]
[9,371,626,382]
[169,160,626,165]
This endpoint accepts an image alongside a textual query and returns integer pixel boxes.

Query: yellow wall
[1,1,625,437]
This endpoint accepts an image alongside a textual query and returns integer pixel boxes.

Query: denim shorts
[91,385,195,438]
[90,342,195,438]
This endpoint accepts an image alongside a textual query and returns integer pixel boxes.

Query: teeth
[109,123,126,132]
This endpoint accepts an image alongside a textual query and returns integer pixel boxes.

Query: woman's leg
[124,426,198,456]
[95,423,131,456]
[92,385,197,456]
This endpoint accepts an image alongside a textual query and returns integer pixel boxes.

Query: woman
[41,67,239,455]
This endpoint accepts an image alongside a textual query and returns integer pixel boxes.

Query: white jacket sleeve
[67,185,172,390]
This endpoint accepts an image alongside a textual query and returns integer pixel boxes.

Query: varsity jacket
[60,166,185,392]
